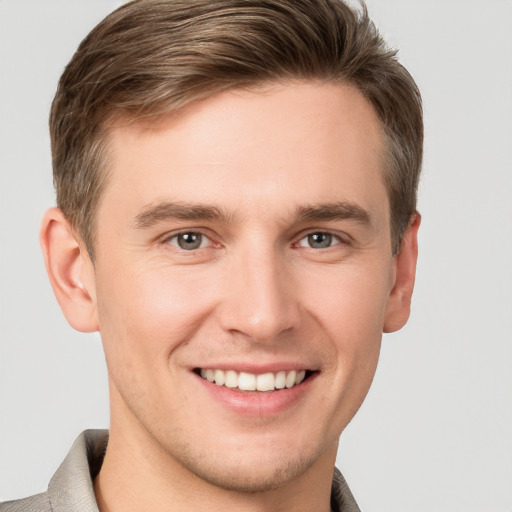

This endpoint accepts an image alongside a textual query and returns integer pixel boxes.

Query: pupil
[178,233,201,250]
[309,233,331,249]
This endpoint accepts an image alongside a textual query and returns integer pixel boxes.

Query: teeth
[238,372,256,391]
[199,368,308,392]
[256,372,275,392]
[225,370,238,388]
[275,371,286,389]
[214,369,225,386]
[285,370,297,388]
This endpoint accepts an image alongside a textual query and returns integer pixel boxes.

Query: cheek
[302,260,391,394]
[298,265,389,429]
[302,261,392,343]
[94,262,219,371]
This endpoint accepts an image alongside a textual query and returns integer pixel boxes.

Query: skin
[41,81,419,512]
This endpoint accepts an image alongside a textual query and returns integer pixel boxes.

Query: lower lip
[194,372,317,416]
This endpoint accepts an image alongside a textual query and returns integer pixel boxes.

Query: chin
[179,450,318,493]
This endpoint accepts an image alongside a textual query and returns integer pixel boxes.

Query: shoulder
[0,429,108,512]
[0,492,51,512]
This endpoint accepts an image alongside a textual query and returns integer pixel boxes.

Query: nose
[216,243,301,343]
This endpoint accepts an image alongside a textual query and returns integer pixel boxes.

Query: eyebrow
[133,200,371,229]
[295,201,371,225]
[133,201,229,228]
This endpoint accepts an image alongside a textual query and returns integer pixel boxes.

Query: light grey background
[1,1,511,511]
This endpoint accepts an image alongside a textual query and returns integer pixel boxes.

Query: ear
[40,207,98,332]
[383,213,421,333]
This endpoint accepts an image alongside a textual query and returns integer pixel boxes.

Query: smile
[198,368,309,392]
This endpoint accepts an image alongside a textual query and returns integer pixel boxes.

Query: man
[1,0,422,510]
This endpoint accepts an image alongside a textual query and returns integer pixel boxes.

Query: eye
[167,232,209,250]
[297,232,342,249]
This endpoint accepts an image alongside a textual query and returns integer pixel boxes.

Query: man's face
[88,82,401,490]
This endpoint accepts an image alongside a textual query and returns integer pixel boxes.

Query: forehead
[101,81,387,224]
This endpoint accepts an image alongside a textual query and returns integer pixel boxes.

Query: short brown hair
[50,0,422,257]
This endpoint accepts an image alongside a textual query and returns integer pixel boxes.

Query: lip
[192,366,318,417]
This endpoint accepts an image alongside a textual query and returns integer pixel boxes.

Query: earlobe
[383,213,421,333]
[40,207,99,333]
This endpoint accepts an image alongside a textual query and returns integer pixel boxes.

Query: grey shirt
[1,430,360,512]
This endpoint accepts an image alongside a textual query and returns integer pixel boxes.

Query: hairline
[80,78,402,261]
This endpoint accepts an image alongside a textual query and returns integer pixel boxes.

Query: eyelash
[162,229,347,252]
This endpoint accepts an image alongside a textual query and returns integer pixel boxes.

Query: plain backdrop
[1,1,511,511]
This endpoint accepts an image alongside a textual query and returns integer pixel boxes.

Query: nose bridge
[218,237,299,342]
